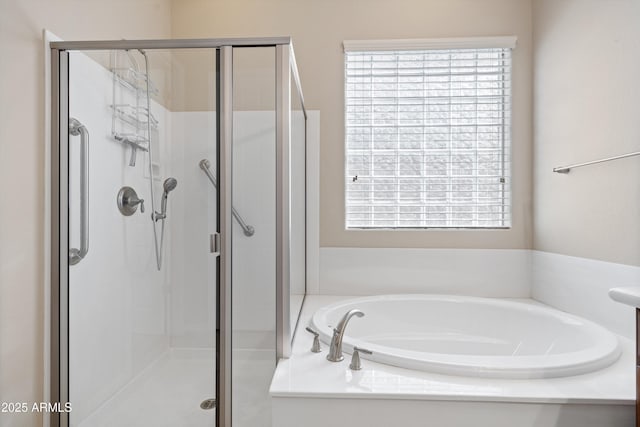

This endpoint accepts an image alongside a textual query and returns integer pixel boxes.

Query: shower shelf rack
[109,52,160,167]
[109,104,158,131]
[113,132,149,152]
[111,67,160,97]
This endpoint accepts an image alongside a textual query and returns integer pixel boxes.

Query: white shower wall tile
[319,248,531,297]
[68,51,171,425]
[231,111,277,342]
[168,111,217,348]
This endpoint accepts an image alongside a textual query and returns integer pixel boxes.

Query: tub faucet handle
[349,346,372,371]
[305,327,322,353]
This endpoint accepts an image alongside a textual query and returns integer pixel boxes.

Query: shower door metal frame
[275,44,292,358]
[50,47,70,427]
[218,45,233,427]
[49,37,304,427]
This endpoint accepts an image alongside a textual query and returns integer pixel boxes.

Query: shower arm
[199,159,255,237]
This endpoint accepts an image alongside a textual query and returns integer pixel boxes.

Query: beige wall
[169,47,275,112]
[0,1,170,425]
[533,0,640,266]
[171,0,534,249]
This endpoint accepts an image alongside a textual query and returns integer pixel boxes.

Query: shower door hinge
[209,233,221,257]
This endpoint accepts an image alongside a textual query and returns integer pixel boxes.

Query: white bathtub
[310,295,621,379]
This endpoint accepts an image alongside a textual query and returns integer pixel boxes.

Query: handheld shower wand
[150,177,178,271]
[155,177,178,221]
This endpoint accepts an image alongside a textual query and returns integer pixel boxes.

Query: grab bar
[553,151,640,173]
[199,159,255,237]
[69,118,89,265]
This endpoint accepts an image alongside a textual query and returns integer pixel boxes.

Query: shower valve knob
[117,186,145,216]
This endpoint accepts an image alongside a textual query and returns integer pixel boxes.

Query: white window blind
[345,45,512,229]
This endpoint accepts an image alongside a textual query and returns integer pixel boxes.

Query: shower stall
[49,38,307,427]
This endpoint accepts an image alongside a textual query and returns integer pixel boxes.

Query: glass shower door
[60,46,219,427]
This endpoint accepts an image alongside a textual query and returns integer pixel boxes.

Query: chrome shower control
[305,327,322,353]
[349,346,372,371]
[117,186,145,216]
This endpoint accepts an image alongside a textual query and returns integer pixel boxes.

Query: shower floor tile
[77,348,216,427]
[76,347,276,427]
[232,349,277,427]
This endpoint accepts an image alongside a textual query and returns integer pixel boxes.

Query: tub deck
[270,296,635,427]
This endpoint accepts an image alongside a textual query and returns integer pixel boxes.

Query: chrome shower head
[163,177,178,193]
[154,177,178,222]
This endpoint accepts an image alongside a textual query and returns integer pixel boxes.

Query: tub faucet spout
[327,309,365,362]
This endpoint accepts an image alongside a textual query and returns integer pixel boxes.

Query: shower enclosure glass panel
[65,48,218,426]
[290,60,307,338]
[231,46,277,427]
[52,37,306,427]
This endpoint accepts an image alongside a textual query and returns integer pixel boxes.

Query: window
[344,38,515,229]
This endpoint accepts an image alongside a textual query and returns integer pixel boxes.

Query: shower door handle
[69,118,89,266]
[209,233,221,257]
